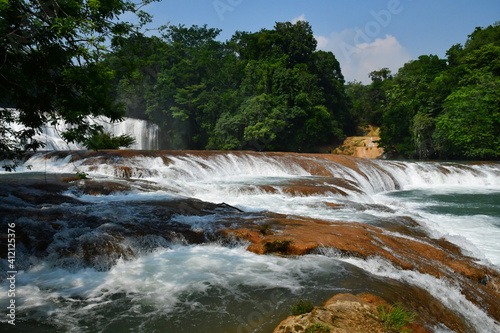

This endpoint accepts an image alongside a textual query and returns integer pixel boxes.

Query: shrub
[305,323,330,332]
[84,132,136,150]
[290,299,314,316]
[76,170,88,179]
[377,303,416,333]
[259,223,271,235]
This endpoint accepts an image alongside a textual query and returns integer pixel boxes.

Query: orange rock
[273,293,430,333]
[223,213,500,327]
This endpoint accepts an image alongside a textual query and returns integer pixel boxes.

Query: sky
[139,0,500,84]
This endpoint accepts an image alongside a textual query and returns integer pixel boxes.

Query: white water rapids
[1,151,500,332]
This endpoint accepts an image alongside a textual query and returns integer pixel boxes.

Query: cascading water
[1,151,500,332]
[7,113,160,150]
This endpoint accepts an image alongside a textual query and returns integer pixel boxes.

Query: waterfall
[95,117,160,150]
[11,151,500,194]
[8,112,160,150]
[2,150,500,332]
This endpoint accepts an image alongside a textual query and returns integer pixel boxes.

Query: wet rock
[274,293,428,333]
[0,173,244,269]
[4,151,500,331]
[223,213,500,330]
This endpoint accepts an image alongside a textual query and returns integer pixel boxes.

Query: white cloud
[316,30,412,84]
[315,35,329,49]
[292,14,306,24]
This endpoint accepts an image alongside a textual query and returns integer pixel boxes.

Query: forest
[1,0,499,160]
[106,21,352,152]
[348,22,500,159]
[108,21,500,159]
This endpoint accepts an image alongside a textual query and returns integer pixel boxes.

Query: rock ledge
[273,293,427,333]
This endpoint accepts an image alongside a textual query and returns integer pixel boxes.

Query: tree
[434,74,500,159]
[274,21,317,68]
[142,25,230,149]
[348,23,500,160]
[0,0,156,169]
[378,55,447,158]
[464,22,500,51]
[431,23,500,159]
[108,21,350,152]
[84,132,136,150]
[107,34,165,120]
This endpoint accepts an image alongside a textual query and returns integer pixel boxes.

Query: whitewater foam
[2,151,500,331]
[0,245,352,332]
[320,249,500,333]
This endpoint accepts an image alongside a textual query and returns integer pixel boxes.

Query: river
[1,151,499,332]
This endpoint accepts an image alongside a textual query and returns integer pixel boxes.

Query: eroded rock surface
[223,213,500,331]
[3,151,500,332]
[274,293,429,333]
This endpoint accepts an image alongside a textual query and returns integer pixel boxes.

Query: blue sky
[140,0,500,83]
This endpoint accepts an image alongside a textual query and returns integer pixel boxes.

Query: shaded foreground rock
[274,293,428,333]
[0,174,241,270]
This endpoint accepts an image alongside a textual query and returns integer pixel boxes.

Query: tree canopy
[0,0,156,168]
[351,22,500,160]
[108,21,350,152]
[2,3,498,161]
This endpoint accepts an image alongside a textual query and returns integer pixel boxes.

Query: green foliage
[434,74,500,159]
[377,304,416,333]
[109,21,348,152]
[2,3,497,162]
[368,22,500,160]
[305,324,331,333]
[84,132,136,151]
[264,239,293,254]
[412,111,435,159]
[290,299,314,316]
[378,55,447,158]
[0,0,158,167]
[273,21,318,68]
[76,171,88,180]
[259,223,271,235]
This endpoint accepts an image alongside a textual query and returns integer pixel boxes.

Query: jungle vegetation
[1,0,499,160]
[108,21,500,159]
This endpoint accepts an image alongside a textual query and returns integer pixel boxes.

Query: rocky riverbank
[2,172,499,331]
[331,126,384,159]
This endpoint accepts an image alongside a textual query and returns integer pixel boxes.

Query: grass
[290,299,314,316]
[377,303,416,333]
[305,323,330,332]
[76,170,88,179]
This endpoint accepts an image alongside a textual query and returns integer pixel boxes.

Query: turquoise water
[388,188,500,217]
[384,187,500,267]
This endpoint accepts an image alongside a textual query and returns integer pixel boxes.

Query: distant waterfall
[96,117,159,150]
[36,117,160,150]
